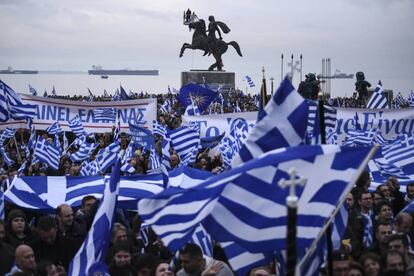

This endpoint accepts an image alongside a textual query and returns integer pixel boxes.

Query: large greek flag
[34,136,61,170]
[138,144,373,254]
[168,126,200,161]
[0,80,37,121]
[231,76,308,167]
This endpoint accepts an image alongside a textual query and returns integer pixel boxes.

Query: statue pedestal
[181,70,235,90]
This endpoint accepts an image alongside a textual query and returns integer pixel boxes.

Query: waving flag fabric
[245,75,256,88]
[160,99,171,114]
[4,174,164,212]
[367,81,388,109]
[29,85,38,96]
[138,144,373,254]
[0,128,16,144]
[46,121,63,135]
[34,136,60,170]
[68,115,87,137]
[178,83,217,112]
[220,120,249,169]
[70,142,97,162]
[0,80,37,121]
[153,120,166,137]
[168,126,200,161]
[408,90,414,107]
[232,76,308,167]
[129,122,154,150]
[68,160,121,276]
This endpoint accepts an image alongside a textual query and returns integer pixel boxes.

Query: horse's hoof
[179,54,183,58]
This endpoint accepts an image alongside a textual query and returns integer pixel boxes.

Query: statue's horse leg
[179,43,191,58]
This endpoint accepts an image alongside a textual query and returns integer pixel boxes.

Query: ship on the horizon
[332,69,353,79]
[88,65,159,76]
[0,67,38,74]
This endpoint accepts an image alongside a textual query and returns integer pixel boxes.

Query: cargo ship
[0,67,38,74]
[88,65,158,76]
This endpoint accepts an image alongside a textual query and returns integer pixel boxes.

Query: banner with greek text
[336,107,414,141]
[0,95,157,133]
[182,112,257,138]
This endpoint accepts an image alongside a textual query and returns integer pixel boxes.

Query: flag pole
[296,145,379,275]
[279,168,306,276]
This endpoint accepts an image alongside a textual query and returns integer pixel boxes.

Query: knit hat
[7,209,26,224]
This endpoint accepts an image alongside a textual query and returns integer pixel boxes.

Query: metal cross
[278,167,307,208]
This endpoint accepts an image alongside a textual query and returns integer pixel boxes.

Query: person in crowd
[177,243,232,276]
[382,249,406,275]
[155,260,174,276]
[347,261,364,276]
[332,250,350,276]
[6,244,37,276]
[29,216,78,270]
[4,209,36,249]
[56,203,86,245]
[387,234,414,275]
[386,176,405,214]
[375,200,394,225]
[0,235,15,276]
[359,252,381,276]
[36,259,65,276]
[394,212,414,252]
[75,195,97,223]
[405,183,414,205]
[355,190,375,251]
[372,191,384,209]
[0,218,6,241]
[108,240,137,276]
[133,253,157,276]
[367,221,393,255]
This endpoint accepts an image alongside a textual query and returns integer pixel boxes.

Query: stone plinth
[181,70,235,90]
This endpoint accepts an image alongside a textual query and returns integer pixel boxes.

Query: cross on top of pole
[278,167,306,208]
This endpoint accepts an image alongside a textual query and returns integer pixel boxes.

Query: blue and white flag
[80,160,99,176]
[153,120,166,137]
[120,85,130,100]
[129,122,154,150]
[221,242,273,276]
[29,85,37,96]
[408,90,414,107]
[245,75,256,88]
[0,128,16,144]
[68,115,87,138]
[168,126,200,161]
[51,85,57,96]
[4,173,164,212]
[0,81,37,121]
[121,163,136,174]
[70,142,97,162]
[367,81,389,109]
[160,99,171,114]
[34,136,60,170]
[46,121,63,135]
[178,83,217,112]
[232,76,308,167]
[191,224,213,257]
[220,120,249,169]
[393,93,406,108]
[382,134,414,167]
[138,144,374,254]
[95,142,121,173]
[93,108,117,122]
[184,96,201,116]
[68,160,121,276]
[148,147,161,172]
[0,146,15,166]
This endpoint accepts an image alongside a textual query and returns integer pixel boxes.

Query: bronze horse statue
[179,19,242,71]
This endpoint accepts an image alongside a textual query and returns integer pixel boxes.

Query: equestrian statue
[179,15,242,71]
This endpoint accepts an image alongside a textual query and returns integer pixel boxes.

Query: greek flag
[153,120,166,137]
[68,115,87,138]
[221,242,273,276]
[0,81,37,120]
[160,99,171,114]
[393,93,407,108]
[149,148,161,172]
[0,128,16,144]
[68,160,121,276]
[232,76,308,167]
[46,121,63,135]
[129,122,154,150]
[29,85,37,96]
[161,136,171,169]
[120,85,130,100]
[408,90,414,107]
[95,142,121,173]
[4,173,164,212]
[138,144,373,254]
[184,96,201,116]
[80,160,99,176]
[245,75,256,88]
[34,136,60,170]
[367,81,389,109]
[382,134,414,166]
[51,85,57,96]
[342,128,377,147]
[191,224,213,257]
[93,108,117,122]
[70,142,97,162]
[373,159,409,179]
[326,127,338,145]
[168,126,200,162]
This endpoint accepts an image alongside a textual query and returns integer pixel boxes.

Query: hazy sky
[0,0,413,95]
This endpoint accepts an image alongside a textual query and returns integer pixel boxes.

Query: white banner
[0,95,157,133]
[182,112,257,137]
[336,108,414,141]
[183,108,414,141]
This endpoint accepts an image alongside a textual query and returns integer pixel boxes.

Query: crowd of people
[1,79,413,275]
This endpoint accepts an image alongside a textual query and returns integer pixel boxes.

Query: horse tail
[227,41,242,57]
